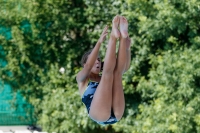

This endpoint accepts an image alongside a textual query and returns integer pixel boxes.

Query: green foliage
[0,0,200,132]
[117,0,200,132]
[134,49,200,133]
[0,0,122,132]
[124,0,200,84]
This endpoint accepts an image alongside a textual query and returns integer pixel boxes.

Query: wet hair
[80,49,93,67]
[80,49,104,71]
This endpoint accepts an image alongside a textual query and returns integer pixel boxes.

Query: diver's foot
[120,16,128,38]
[111,15,120,38]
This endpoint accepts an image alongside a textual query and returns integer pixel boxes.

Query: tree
[113,0,200,132]
[1,0,200,132]
[133,48,200,133]
[0,0,122,132]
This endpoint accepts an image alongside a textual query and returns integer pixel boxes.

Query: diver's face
[90,57,101,74]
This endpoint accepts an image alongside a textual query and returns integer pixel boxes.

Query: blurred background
[0,0,200,132]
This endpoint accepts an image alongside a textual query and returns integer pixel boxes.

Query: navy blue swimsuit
[82,81,118,125]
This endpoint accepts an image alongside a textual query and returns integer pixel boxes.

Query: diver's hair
[80,49,93,67]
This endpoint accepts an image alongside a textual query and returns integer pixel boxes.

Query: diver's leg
[89,15,120,122]
[112,16,129,120]
[124,36,131,72]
